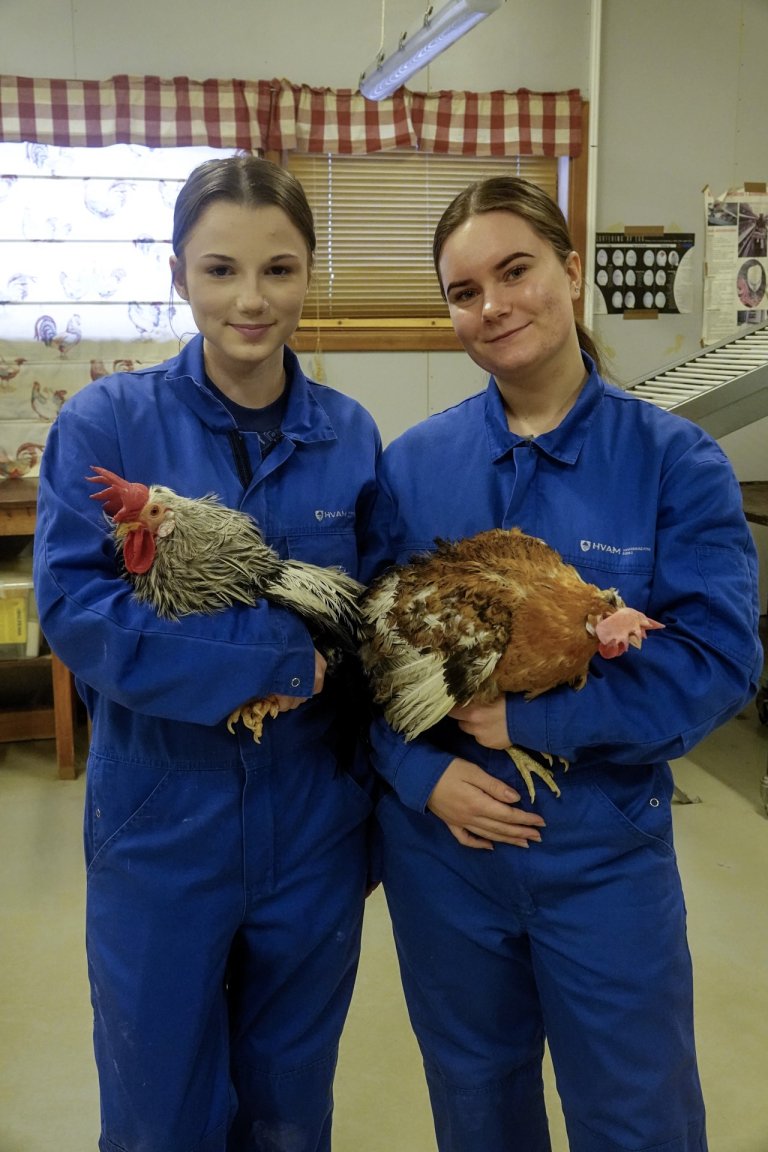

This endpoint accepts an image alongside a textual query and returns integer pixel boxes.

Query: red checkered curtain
[0,74,274,149]
[0,75,582,158]
[267,79,417,154]
[410,87,582,157]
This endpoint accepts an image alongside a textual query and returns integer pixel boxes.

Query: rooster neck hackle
[119,486,279,619]
[108,483,365,642]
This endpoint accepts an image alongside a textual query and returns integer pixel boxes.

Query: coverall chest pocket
[284,526,359,577]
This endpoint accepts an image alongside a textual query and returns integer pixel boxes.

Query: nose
[237,278,268,314]
[482,287,508,320]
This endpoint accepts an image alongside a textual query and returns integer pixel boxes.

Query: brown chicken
[359,527,664,802]
[87,466,365,741]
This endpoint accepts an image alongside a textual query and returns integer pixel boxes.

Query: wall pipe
[583,0,602,330]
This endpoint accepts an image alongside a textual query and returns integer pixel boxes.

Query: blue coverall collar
[162,334,337,445]
[485,352,604,466]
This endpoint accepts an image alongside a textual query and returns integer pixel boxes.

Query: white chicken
[87,466,366,741]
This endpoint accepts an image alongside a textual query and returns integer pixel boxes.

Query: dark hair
[433,176,602,372]
[171,154,315,271]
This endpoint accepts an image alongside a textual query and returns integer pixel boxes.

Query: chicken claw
[227,696,281,743]
[505,746,569,804]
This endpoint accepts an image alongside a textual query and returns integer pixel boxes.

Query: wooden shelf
[740,481,768,528]
[0,478,79,779]
[0,653,62,748]
[0,705,56,742]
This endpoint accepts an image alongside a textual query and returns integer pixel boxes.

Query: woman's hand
[449,697,511,749]
[427,758,545,850]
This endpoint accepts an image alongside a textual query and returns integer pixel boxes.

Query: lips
[487,322,531,344]
[230,322,272,340]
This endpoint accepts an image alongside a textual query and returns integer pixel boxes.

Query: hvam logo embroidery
[581,539,620,554]
[580,540,652,556]
[315,509,352,522]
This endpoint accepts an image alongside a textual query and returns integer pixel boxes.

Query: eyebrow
[444,250,535,297]
[199,250,302,262]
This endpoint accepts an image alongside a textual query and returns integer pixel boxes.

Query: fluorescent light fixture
[359,0,506,101]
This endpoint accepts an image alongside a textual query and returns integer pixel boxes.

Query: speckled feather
[360,527,625,740]
[112,484,365,650]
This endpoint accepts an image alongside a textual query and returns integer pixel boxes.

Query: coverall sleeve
[505,439,763,767]
[33,404,317,728]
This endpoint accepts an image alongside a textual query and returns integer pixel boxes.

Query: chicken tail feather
[262,561,365,649]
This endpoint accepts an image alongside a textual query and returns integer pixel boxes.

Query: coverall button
[291,677,301,687]
[649,797,660,807]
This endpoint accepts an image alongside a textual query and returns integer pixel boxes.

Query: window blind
[288,152,558,320]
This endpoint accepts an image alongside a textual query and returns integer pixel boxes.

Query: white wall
[1,0,589,92]
[590,0,768,603]
[3,0,766,595]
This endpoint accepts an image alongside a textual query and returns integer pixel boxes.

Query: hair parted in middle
[171,154,316,272]
[433,176,601,372]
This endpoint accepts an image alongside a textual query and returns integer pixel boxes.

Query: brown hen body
[361,527,623,743]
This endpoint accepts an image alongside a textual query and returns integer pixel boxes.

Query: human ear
[565,250,582,298]
[169,255,189,301]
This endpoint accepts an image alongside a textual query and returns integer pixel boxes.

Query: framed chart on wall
[592,229,695,318]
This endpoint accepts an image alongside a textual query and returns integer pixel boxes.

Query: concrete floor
[1,702,766,1151]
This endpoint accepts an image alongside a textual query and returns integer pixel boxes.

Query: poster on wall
[592,230,695,317]
[703,183,768,344]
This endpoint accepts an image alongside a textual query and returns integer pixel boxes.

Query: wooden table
[0,477,78,779]
[740,481,768,528]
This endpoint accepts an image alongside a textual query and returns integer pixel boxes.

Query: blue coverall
[33,335,381,1152]
[362,356,763,1152]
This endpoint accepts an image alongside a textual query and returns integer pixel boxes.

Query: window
[0,141,585,354]
[0,79,585,353]
[0,80,585,471]
[288,151,568,351]
[0,142,236,345]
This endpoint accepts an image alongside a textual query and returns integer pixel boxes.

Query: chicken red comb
[86,466,150,522]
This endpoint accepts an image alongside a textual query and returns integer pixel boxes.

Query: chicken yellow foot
[504,746,569,804]
[227,696,280,743]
